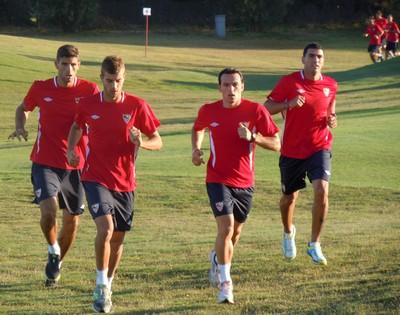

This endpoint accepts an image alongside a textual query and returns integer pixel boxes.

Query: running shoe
[307,242,327,265]
[282,225,297,260]
[93,284,113,313]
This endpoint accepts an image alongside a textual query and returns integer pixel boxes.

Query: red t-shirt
[365,24,384,45]
[24,77,99,169]
[375,17,388,32]
[267,71,338,159]
[386,21,400,42]
[75,92,160,192]
[193,99,279,188]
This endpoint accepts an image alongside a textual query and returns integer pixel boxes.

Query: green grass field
[0,29,399,314]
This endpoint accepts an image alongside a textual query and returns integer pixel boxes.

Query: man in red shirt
[67,55,162,313]
[8,45,98,286]
[265,43,338,266]
[192,68,280,304]
[385,14,400,58]
[364,16,385,63]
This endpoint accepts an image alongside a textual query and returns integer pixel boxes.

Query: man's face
[302,48,324,75]
[101,68,125,101]
[218,73,244,106]
[55,56,80,87]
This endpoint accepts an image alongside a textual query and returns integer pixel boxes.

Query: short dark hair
[101,55,125,75]
[303,42,323,57]
[218,68,244,85]
[56,45,79,61]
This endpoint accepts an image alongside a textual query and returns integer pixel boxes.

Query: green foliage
[33,0,98,32]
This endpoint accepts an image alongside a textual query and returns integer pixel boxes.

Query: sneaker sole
[92,304,113,313]
[45,278,59,287]
[218,298,234,304]
[307,251,328,266]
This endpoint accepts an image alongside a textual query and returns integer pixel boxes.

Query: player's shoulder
[241,98,262,108]
[31,78,54,88]
[322,74,338,86]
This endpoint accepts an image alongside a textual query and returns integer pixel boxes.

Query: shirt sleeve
[255,105,279,136]
[193,105,209,131]
[267,76,289,103]
[23,81,39,111]
[74,101,87,130]
[136,101,160,136]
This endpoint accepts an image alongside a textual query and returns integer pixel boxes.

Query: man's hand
[129,126,142,147]
[287,95,306,109]
[327,113,337,128]
[192,148,204,166]
[67,149,80,167]
[8,128,28,141]
[238,122,252,141]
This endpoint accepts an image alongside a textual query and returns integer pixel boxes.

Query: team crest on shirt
[215,202,224,212]
[91,203,99,213]
[91,115,100,120]
[296,88,305,94]
[35,188,42,198]
[122,114,131,124]
[323,88,330,97]
[43,97,53,102]
[210,122,219,127]
[75,97,81,104]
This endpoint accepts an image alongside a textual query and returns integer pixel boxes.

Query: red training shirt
[24,77,99,170]
[365,24,384,45]
[267,70,338,159]
[193,99,279,188]
[75,92,160,192]
[386,21,400,42]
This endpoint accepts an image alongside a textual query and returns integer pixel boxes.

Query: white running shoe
[208,250,220,287]
[282,225,297,260]
[217,281,234,304]
[307,242,327,265]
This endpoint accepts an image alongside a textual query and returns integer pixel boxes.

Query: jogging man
[192,68,280,304]
[8,45,98,286]
[385,14,400,59]
[364,16,385,63]
[265,42,338,266]
[67,55,162,313]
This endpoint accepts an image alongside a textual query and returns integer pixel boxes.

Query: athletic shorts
[31,162,84,215]
[368,44,379,53]
[206,183,254,223]
[279,150,332,195]
[83,181,134,232]
[386,41,397,53]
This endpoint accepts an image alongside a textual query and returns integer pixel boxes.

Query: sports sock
[218,263,232,283]
[107,276,114,290]
[96,269,108,286]
[48,242,61,256]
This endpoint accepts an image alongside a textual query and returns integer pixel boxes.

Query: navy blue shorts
[31,163,84,215]
[386,41,397,53]
[83,181,134,232]
[206,183,254,223]
[279,150,332,195]
[367,44,379,53]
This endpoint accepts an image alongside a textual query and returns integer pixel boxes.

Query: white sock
[218,263,232,283]
[96,269,108,286]
[48,242,61,256]
[107,276,114,290]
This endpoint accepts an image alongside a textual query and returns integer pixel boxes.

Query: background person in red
[364,16,385,63]
[192,68,280,304]
[8,45,98,286]
[385,14,400,58]
[265,42,338,266]
[67,56,162,313]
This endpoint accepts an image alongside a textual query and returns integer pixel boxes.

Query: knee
[314,183,329,200]
[218,224,234,240]
[281,192,298,206]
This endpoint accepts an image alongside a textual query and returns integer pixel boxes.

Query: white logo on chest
[323,88,330,97]
[296,88,305,94]
[91,115,100,120]
[43,97,53,102]
[122,114,131,124]
[210,122,219,127]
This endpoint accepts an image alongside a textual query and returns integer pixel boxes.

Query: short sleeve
[193,105,209,131]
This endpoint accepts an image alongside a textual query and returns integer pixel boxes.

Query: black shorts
[386,41,397,53]
[279,150,332,195]
[367,44,379,53]
[83,181,134,232]
[31,163,84,215]
[206,183,254,223]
